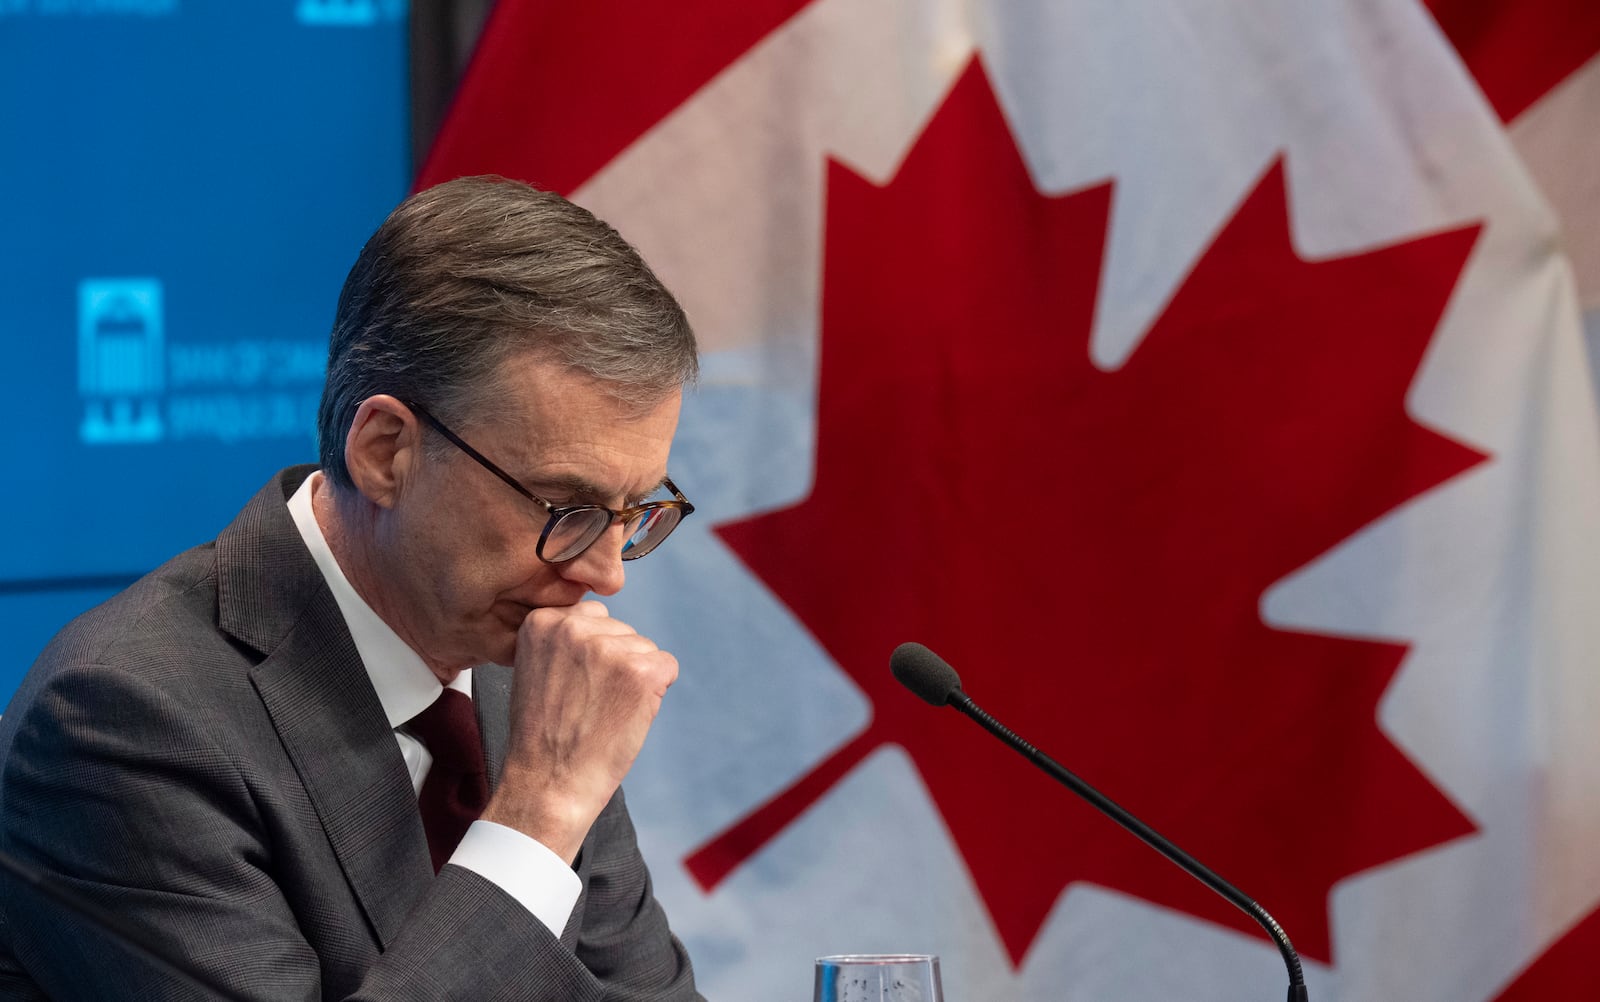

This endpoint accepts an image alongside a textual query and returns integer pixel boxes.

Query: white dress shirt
[287,473,580,937]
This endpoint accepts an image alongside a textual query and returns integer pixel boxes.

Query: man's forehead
[493,354,681,418]
[474,368,680,497]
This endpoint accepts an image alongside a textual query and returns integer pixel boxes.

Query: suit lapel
[251,604,433,947]
[221,468,433,948]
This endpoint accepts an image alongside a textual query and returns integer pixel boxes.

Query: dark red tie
[406,688,490,872]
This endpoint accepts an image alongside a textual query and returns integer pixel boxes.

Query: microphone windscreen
[890,642,963,706]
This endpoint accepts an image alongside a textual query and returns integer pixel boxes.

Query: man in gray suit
[0,177,704,1000]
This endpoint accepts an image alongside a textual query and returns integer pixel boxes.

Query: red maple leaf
[686,59,1484,965]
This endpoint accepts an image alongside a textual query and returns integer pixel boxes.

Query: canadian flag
[420,2,1600,998]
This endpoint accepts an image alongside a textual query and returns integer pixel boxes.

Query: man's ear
[343,395,421,509]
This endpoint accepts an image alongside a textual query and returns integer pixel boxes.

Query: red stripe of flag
[1425,0,1600,122]
[416,0,815,196]
[1494,905,1600,999]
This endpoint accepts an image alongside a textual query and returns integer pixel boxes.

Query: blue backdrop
[0,0,412,697]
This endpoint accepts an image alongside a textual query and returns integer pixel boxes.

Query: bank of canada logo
[78,279,165,445]
[296,0,403,26]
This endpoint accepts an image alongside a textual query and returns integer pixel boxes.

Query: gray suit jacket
[0,467,700,1000]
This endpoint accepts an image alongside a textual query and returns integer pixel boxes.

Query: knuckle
[646,649,679,683]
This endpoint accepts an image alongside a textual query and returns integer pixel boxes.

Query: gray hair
[316,175,698,488]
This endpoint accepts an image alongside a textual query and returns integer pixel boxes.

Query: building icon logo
[78,278,165,445]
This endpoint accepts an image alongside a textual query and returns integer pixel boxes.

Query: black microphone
[890,641,1310,1002]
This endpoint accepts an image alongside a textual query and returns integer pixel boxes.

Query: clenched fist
[480,600,679,863]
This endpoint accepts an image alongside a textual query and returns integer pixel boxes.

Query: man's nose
[561,522,628,596]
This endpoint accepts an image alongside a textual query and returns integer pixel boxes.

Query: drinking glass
[813,954,944,1002]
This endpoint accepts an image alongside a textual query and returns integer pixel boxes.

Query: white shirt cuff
[449,819,581,938]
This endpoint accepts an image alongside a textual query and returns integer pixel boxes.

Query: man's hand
[480,601,678,863]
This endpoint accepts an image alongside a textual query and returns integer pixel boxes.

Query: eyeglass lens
[542,505,685,563]
[621,506,682,559]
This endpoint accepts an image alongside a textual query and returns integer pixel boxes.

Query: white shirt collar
[287,471,470,728]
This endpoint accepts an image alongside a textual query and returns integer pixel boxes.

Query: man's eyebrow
[628,476,671,506]
[525,473,610,503]
[528,473,669,506]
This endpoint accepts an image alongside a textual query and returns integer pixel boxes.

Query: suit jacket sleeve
[569,788,699,1000]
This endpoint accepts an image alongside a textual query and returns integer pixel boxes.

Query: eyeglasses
[406,401,694,564]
